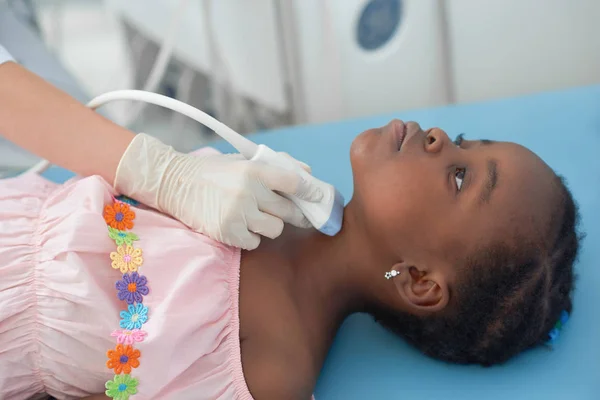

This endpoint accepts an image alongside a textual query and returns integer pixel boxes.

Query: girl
[0,62,579,400]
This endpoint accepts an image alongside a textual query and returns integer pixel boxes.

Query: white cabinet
[446,0,600,103]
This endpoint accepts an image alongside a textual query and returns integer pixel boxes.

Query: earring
[385,270,400,280]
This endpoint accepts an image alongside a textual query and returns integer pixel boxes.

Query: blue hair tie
[547,310,569,344]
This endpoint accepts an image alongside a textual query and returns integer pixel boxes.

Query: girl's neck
[247,208,375,349]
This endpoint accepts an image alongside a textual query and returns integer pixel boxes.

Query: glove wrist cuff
[114,133,179,210]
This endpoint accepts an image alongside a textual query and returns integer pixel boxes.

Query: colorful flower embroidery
[105,374,138,400]
[108,227,139,246]
[116,272,149,304]
[104,202,135,231]
[110,245,143,273]
[120,303,149,330]
[104,199,148,398]
[116,195,140,206]
[106,344,141,374]
[111,329,147,345]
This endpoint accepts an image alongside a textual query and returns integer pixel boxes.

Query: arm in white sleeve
[0,44,15,65]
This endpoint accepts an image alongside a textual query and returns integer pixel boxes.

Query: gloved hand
[114,133,322,250]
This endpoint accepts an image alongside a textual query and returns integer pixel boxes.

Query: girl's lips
[391,120,407,151]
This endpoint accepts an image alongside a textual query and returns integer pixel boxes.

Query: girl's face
[347,120,558,300]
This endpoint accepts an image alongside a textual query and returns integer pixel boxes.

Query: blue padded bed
[42,85,600,400]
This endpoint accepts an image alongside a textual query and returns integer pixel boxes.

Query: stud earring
[385,270,400,280]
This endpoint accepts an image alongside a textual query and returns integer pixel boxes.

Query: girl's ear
[391,263,449,313]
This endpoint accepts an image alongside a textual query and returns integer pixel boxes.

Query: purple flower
[116,272,149,304]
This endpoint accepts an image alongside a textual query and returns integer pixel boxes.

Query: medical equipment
[29,89,344,236]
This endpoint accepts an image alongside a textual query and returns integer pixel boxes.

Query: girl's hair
[372,175,580,366]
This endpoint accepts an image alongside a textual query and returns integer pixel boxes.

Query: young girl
[0,119,579,400]
[0,63,579,400]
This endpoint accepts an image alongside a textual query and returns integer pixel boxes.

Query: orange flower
[106,344,141,375]
[104,203,135,231]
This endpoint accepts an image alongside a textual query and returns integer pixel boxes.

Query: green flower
[108,226,139,246]
[105,374,138,399]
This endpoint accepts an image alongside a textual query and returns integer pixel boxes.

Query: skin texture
[239,120,559,399]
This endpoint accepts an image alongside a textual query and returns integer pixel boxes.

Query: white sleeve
[0,44,15,65]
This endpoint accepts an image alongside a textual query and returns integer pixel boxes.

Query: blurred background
[1,0,600,175]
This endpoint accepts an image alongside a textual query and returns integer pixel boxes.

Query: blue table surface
[43,85,600,399]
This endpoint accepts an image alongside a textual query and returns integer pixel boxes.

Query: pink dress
[0,149,258,399]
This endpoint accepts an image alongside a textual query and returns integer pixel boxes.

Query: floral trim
[120,303,149,330]
[103,197,149,399]
[104,202,135,231]
[111,329,147,345]
[107,344,141,374]
[108,227,139,246]
[110,245,143,274]
[105,374,139,400]
[116,272,149,304]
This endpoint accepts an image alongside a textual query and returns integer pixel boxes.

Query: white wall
[447,0,600,103]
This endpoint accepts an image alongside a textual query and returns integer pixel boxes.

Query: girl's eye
[453,134,465,147]
[455,168,466,191]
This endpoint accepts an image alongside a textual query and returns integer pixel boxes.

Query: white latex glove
[114,133,322,249]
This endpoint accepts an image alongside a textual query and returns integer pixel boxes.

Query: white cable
[119,0,190,127]
[27,89,259,175]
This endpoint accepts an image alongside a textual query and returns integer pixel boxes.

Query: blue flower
[116,195,139,206]
[119,303,148,330]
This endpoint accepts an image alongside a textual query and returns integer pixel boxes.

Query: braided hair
[372,175,580,366]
